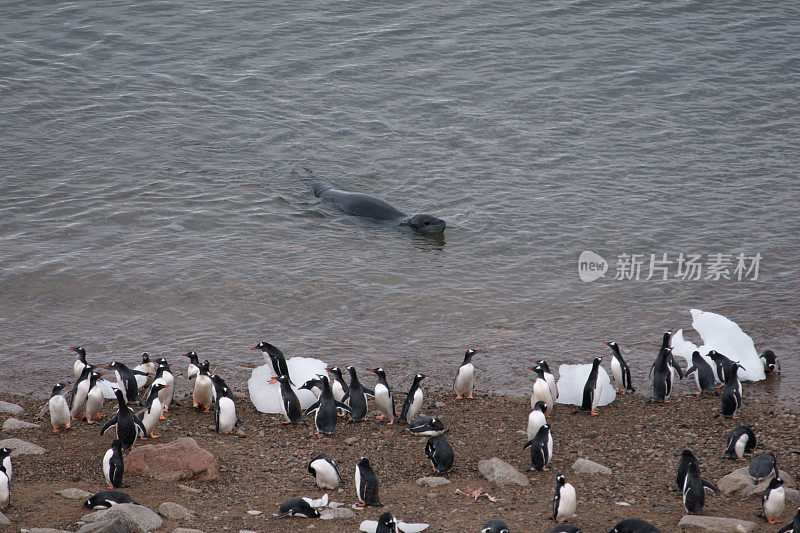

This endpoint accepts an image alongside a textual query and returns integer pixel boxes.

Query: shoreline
[1,382,798,532]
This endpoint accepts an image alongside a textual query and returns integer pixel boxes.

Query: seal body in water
[295,168,446,233]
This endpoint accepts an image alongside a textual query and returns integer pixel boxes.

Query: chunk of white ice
[555,364,616,407]
[248,357,327,413]
[98,379,119,399]
[689,308,765,382]
[360,519,429,533]
[671,328,719,381]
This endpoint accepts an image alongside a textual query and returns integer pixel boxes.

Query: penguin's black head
[357,456,371,468]
[199,360,211,374]
[141,352,150,363]
[534,401,547,414]
[347,366,358,377]
[367,367,384,377]
[150,383,166,393]
[593,356,603,364]
[270,374,289,385]
[53,381,70,393]
[466,348,482,356]
[378,512,397,527]
[70,346,86,357]
[251,342,268,352]
[82,498,93,509]
[556,473,566,485]
[707,350,720,359]
[182,351,199,363]
[414,373,428,383]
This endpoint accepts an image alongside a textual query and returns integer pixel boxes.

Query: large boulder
[0,401,24,416]
[0,437,45,455]
[678,515,756,532]
[572,458,613,475]
[717,466,794,496]
[125,437,220,482]
[2,417,40,430]
[79,504,163,533]
[477,458,529,486]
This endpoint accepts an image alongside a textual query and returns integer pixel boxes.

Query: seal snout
[410,213,446,234]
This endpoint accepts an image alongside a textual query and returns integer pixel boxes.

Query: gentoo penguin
[71,346,90,380]
[102,439,125,489]
[304,376,351,435]
[778,507,800,533]
[535,359,560,401]
[650,345,674,403]
[100,388,147,452]
[0,463,8,511]
[48,381,71,432]
[182,350,201,391]
[133,352,156,389]
[70,364,96,420]
[723,425,756,460]
[607,518,660,533]
[604,341,635,394]
[252,341,290,381]
[137,382,166,438]
[273,497,321,518]
[307,454,342,489]
[106,361,147,405]
[192,360,214,412]
[529,365,554,409]
[299,377,324,399]
[373,512,398,533]
[707,350,735,386]
[453,348,482,399]
[368,368,395,424]
[211,374,238,434]
[327,367,349,402]
[549,524,582,533]
[749,453,779,484]
[149,358,175,416]
[398,373,427,424]
[524,424,554,471]
[676,450,718,493]
[270,374,305,424]
[82,489,136,509]
[527,401,548,441]
[577,357,604,415]
[717,362,743,418]
[553,473,576,523]
[408,416,445,437]
[360,514,431,533]
[425,435,454,474]
[0,448,12,482]
[682,460,705,514]
[761,349,780,374]
[763,477,786,524]
[481,520,510,533]
[85,371,105,423]
[650,330,683,385]
[355,456,382,506]
[685,351,717,395]
[345,366,371,422]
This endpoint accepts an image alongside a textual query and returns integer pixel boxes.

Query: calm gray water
[2,1,798,400]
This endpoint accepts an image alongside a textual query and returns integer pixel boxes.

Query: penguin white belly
[407,389,423,421]
[310,459,340,489]
[160,374,175,410]
[332,381,346,402]
[217,397,237,433]
[734,435,748,458]
[556,483,576,522]
[133,365,150,389]
[764,486,785,520]
[0,470,9,510]
[526,410,546,441]
[102,448,113,486]
[531,379,552,409]
[187,366,199,386]
[374,384,392,419]
[142,399,163,433]
[50,396,71,430]
[193,376,213,409]
[547,433,554,459]
[113,371,127,402]
[545,373,558,400]
[454,364,474,395]
[693,370,702,392]
[611,357,623,389]
[591,378,603,412]
[355,466,363,502]
[86,388,104,421]
[73,361,85,380]
[71,381,90,418]
[2,457,11,482]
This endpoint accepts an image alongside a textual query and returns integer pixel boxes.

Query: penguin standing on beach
[0,449,12,482]
[717,362,743,418]
[345,366,371,422]
[327,367,348,401]
[149,358,175,416]
[685,351,717,395]
[133,352,156,389]
[553,474,576,523]
[107,361,147,405]
[763,477,786,524]
[137,382,166,438]
[299,377,324,398]
[48,381,71,432]
[524,424,553,471]
[355,457,381,507]
[70,365,96,420]
[651,345,674,403]
[535,359,559,401]
[454,348,482,399]
[100,389,147,452]
[708,350,735,386]
[192,360,214,412]
[0,462,9,511]
[271,374,305,425]
[723,426,756,460]
[71,346,91,380]
[604,341,634,394]
[211,374,238,434]
[252,341,290,381]
[304,376,351,435]
[682,460,705,514]
[368,368,395,424]
[102,438,125,489]
[398,373,427,424]
[183,351,201,392]
[527,401,548,441]
[676,450,718,494]
[85,371,106,423]
[308,454,342,490]
[530,365,554,409]
[425,435,454,474]
[760,349,780,374]
[577,357,603,415]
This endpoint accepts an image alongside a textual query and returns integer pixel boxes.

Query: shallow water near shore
[1,1,798,400]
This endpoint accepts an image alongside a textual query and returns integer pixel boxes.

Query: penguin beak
[182,353,190,357]
[250,347,257,351]
[104,366,112,370]
[602,341,611,346]
[269,377,278,384]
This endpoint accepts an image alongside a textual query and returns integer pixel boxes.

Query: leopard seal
[295,168,446,234]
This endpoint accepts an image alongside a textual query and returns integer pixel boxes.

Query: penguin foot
[53,428,60,433]
[86,420,94,425]
[694,392,702,396]
[768,519,781,524]
[140,436,148,440]
[150,434,160,438]
[715,384,724,389]
[590,411,599,416]
[159,415,167,420]
[455,394,462,399]
[387,420,394,425]
[375,415,384,420]
[467,394,474,399]
[96,413,102,419]
[203,408,210,413]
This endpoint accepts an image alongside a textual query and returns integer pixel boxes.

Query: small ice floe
[674,309,765,382]
[248,357,327,413]
[555,364,615,407]
[360,512,429,532]
[98,379,119,399]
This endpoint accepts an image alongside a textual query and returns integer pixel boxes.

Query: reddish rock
[124,437,220,482]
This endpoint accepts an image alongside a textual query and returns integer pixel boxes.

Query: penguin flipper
[36,402,49,420]
[100,415,118,435]
[686,365,697,376]
[702,479,718,493]
[522,438,534,450]
[303,399,321,416]
[363,388,375,397]
[398,397,411,423]
[132,369,150,377]
[334,400,351,412]
[133,416,147,436]
[341,392,350,403]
